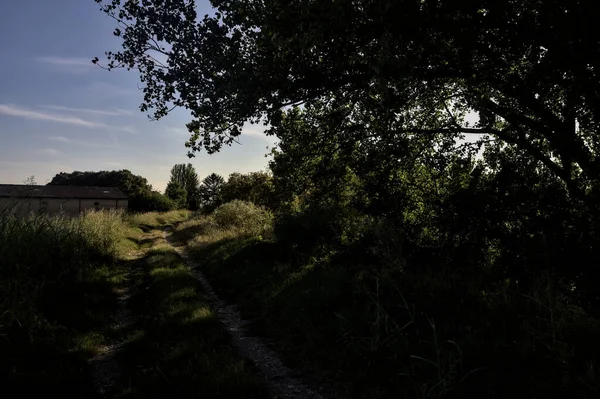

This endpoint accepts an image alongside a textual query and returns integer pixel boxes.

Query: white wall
[0,197,128,214]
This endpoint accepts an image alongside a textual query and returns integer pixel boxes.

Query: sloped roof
[0,184,128,199]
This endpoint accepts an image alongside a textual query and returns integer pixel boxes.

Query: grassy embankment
[0,209,133,398]
[0,208,267,398]
[176,200,600,399]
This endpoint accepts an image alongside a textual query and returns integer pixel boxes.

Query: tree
[219,171,274,209]
[49,170,152,197]
[23,175,37,186]
[165,181,187,209]
[198,173,225,209]
[96,0,600,202]
[167,163,200,209]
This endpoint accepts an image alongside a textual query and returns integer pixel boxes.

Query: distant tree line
[164,164,274,213]
[48,167,275,214]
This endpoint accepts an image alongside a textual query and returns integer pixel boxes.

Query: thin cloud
[119,126,137,134]
[36,148,61,156]
[46,135,120,149]
[48,136,71,143]
[1,104,136,134]
[35,56,94,68]
[0,104,106,128]
[41,105,133,117]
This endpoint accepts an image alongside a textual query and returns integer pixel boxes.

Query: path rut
[164,229,329,399]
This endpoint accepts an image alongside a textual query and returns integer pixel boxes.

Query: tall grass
[1,210,124,328]
[0,209,127,393]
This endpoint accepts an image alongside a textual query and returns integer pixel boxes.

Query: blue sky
[0,0,275,191]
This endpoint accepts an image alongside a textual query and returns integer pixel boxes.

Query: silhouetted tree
[198,173,225,209]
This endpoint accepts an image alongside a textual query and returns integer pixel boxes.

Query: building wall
[80,199,128,212]
[0,197,128,214]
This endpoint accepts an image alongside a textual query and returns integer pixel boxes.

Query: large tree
[220,171,274,209]
[167,163,200,209]
[95,0,600,202]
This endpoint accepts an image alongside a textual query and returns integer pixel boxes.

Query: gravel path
[164,229,329,399]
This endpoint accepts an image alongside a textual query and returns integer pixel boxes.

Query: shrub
[213,200,273,236]
[129,191,175,212]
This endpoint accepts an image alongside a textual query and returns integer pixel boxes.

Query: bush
[129,191,175,212]
[213,200,273,236]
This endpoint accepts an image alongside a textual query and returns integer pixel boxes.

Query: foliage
[198,173,225,210]
[165,181,187,209]
[219,171,275,209]
[129,189,175,212]
[167,163,200,210]
[96,1,600,397]
[97,0,600,201]
[49,169,152,197]
[213,200,273,237]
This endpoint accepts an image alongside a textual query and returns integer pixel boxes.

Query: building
[0,184,128,214]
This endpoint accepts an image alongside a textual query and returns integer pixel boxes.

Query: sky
[0,0,276,192]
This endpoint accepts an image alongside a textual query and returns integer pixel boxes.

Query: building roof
[0,184,128,200]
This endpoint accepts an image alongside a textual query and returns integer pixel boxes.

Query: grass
[107,231,268,398]
[1,207,264,397]
[180,203,600,399]
[0,209,130,397]
[126,209,190,231]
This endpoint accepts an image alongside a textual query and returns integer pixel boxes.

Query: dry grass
[127,210,191,230]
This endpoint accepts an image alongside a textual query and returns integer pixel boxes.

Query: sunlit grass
[112,230,268,398]
[126,210,190,230]
[73,332,106,356]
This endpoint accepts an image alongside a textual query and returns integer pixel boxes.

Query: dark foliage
[96,1,600,397]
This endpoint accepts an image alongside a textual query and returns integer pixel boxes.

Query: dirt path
[164,229,328,399]
[89,264,137,396]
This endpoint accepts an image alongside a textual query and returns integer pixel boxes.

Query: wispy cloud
[35,56,94,68]
[36,148,61,156]
[48,136,71,143]
[41,105,133,117]
[0,104,137,134]
[46,135,120,149]
[0,104,106,128]
[119,126,137,134]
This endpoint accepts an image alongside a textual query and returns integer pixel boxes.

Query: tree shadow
[105,246,269,399]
